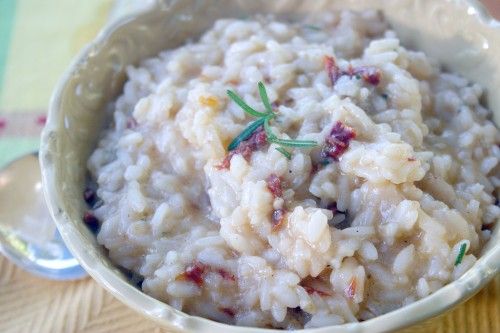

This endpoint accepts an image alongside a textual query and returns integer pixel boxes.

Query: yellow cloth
[0,0,151,166]
[0,0,113,110]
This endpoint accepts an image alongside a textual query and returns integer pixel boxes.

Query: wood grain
[0,255,497,333]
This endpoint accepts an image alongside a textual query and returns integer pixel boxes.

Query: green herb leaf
[454,243,467,266]
[227,90,268,118]
[304,24,321,31]
[276,147,292,160]
[264,115,317,148]
[258,81,273,114]
[263,115,276,141]
[226,82,318,161]
[227,118,265,151]
[269,137,318,148]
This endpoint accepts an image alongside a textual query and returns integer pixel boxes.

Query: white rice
[87,10,499,329]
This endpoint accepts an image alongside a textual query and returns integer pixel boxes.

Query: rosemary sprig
[275,147,291,160]
[226,82,318,159]
[227,90,269,118]
[227,118,266,151]
[263,114,317,147]
[303,24,321,31]
[454,243,467,266]
[258,81,273,114]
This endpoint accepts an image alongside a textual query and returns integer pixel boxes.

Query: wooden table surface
[0,255,498,333]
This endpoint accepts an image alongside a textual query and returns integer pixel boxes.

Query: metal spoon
[0,153,87,280]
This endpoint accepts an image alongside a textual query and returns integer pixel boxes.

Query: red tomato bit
[303,285,332,297]
[217,127,268,169]
[83,211,99,227]
[321,121,356,161]
[324,55,381,87]
[178,263,237,287]
[357,66,381,86]
[220,307,236,317]
[324,55,341,87]
[266,174,282,198]
[217,268,236,282]
[271,209,286,232]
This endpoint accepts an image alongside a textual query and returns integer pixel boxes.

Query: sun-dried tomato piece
[266,174,282,198]
[359,67,381,86]
[321,121,356,161]
[303,285,332,297]
[82,211,100,233]
[251,129,268,147]
[83,211,99,227]
[217,127,268,169]
[326,202,339,215]
[324,55,341,86]
[178,263,237,287]
[324,55,381,87]
[216,155,231,170]
[220,307,236,317]
[217,268,236,282]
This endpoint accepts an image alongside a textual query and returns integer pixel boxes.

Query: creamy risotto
[85,11,500,329]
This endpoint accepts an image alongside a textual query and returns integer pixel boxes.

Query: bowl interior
[41,0,500,332]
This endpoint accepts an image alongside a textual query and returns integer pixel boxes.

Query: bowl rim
[40,0,500,332]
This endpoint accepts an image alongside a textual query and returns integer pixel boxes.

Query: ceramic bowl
[40,0,500,332]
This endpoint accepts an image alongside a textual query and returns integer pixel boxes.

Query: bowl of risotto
[40,0,500,331]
